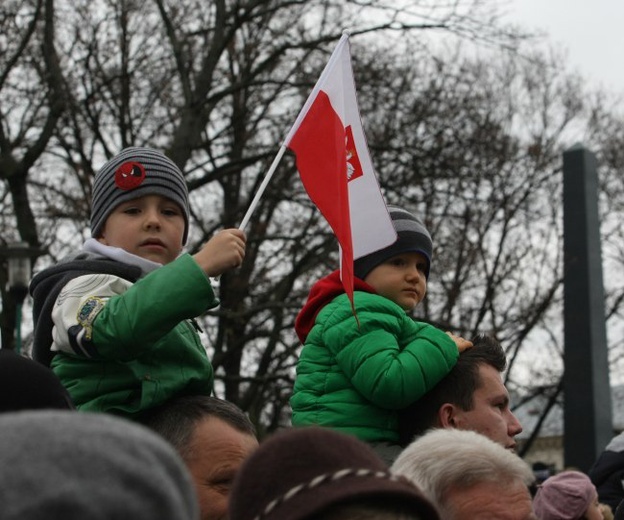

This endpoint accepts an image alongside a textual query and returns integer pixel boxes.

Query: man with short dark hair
[399,334,522,450]
[144,395,259,520]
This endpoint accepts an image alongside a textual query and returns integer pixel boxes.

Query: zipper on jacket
[190,318,203,333]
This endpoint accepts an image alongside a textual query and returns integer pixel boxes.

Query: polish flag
[284,33,396,305]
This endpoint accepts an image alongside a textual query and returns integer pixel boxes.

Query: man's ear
[438,403,458,428]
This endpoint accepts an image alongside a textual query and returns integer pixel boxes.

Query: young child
[291,205,471,463]
[30,147,246,421]
[533,471,604,520]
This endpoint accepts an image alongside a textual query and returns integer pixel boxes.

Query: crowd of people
[2,146,622,519]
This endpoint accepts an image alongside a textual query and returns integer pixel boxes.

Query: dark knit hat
[0,410,199,520]
[229,426,440,520]
[533,471,597,520]
[0,350,74,412]
[91,147,190,244]
[354,205,432,280]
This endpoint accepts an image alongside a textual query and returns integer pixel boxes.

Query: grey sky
[507,0,624,94]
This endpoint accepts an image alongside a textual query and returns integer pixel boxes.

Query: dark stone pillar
[563,144,612,471]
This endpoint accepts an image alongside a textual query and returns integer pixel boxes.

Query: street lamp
[3,242,32,354]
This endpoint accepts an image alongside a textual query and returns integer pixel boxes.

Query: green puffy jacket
[291,271,458,443]
[47,254,216,420]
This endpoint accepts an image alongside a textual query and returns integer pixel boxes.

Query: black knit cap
[0,350,74,412]
[354,205,432,280]
[90,147,190,244]
[229,426,440,520]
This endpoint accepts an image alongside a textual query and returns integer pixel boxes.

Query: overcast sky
[506,0,624,94]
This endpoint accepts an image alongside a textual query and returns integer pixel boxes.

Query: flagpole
[238,31,350,232]
[238,144,287,231]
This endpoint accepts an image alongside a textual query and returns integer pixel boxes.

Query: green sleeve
[323,294,458,409]
[92,254,216,360]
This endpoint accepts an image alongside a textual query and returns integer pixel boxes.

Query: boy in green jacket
[30,147,246,421]
[291,205,471,464]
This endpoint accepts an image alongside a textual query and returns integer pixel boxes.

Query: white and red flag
[283,32,396,305]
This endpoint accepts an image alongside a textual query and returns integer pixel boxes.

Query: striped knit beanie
[91,147,190,244]
[354,205,433,280]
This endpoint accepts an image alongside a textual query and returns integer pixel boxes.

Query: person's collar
[83,238,163,275]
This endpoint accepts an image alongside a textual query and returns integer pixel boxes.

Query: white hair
[391,428,534,514]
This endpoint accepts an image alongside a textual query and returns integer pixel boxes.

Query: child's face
[97,194,185,264]
[585,493,604,520]
[364,252,428,311]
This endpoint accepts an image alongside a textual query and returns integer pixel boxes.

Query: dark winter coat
[589,432,624,511]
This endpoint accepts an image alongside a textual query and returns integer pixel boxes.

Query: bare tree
[0,0,65,348]
[2,0,623,446]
